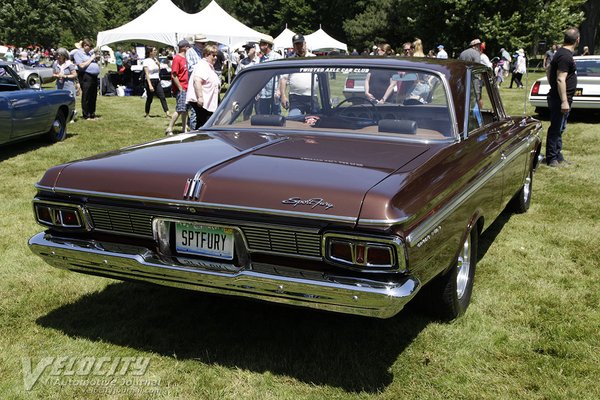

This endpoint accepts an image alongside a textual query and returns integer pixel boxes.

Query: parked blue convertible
[0,62,75,145]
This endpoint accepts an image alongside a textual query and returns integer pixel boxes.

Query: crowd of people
[1,29,588,158]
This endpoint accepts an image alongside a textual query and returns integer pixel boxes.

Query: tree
[580,0,600,54]
[0,0,102,48]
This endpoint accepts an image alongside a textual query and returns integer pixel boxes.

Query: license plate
[175,222,234,260]
[575,88,583,96]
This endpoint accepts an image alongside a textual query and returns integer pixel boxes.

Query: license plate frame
[174,222,235,260]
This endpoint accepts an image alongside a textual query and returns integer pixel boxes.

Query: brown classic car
[29,57,542,319]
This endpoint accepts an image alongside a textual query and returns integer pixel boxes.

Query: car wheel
[510,169,533,214]
[426,228,478,321]
[47,111,67,142]
[27,73,41,87]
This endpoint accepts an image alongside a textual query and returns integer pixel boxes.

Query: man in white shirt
[279,34,316,116]
[436,45,448,59]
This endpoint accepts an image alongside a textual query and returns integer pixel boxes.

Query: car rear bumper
[529,95,600,109]
[29,232,420,319]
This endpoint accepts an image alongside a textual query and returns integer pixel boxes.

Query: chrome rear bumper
[29,232,420,318]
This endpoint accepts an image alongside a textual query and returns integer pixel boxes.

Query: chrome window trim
[406,137,532,247]
[32,198,91,231]
[322,232,407,273]
[211,66,459,143]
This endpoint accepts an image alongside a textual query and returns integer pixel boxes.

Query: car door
[0,65,16,143]
[10,86,49,139]
[485,73,532,207]
[0,93,12,144]
[461,69,506,218]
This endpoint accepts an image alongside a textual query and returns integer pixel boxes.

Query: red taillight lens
[330,240,353,263]
[36,206,53,224]
[345,79,355,89]
[367,246,392,266]
[60,209,80,226]
[531,81,540,96]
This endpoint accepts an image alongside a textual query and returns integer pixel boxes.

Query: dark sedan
[29,57,542,319]
[1,62,75,145]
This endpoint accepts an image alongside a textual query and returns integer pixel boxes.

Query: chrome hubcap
[52,120,63,134]
[456,234,471,299]
[523,174,531,203]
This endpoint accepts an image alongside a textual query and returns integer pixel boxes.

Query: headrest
[378,119,417,134]
[250,114,286,127]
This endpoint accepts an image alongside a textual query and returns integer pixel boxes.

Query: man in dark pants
[546,27,579,167]
[73,38,101,120]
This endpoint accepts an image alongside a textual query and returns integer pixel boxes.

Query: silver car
[529,56,600,112]
[8,62,55,87]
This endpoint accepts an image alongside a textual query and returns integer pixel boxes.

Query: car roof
[574,55,600,61]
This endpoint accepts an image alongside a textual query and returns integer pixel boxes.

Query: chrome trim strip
[406,137,532,247]
[34,184,358,224]
[357,216,412,227]
[29,232,420,319]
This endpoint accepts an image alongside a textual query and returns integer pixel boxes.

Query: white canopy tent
[97,0,269,50]
[273,27,296,51]
[188,1,270,47]
[96,0,190,48]
[305,28,348,52]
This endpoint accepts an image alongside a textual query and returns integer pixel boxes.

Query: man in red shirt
[166,39,191,135]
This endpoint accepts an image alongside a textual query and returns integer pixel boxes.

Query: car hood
[40,131,431,220]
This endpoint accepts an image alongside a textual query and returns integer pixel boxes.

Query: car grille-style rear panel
[86,206,322,258]
[240,226,321,257]
[87,207,154,237]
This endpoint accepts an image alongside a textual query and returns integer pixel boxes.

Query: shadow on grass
[0,132,78,163]
[532,108,600,123]
[478,209,513,259]
[37,281,431,393]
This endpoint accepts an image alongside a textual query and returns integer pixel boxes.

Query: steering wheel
[333,96,380,122]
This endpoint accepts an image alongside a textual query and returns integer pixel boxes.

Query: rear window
[210,66,454,140]
[576,59,600,76]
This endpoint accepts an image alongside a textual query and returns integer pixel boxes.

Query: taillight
[531,81,540,96]
[325,234,405,271]
[345,79,355,89]
[33,200,86,229]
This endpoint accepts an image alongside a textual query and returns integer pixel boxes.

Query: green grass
[1,72,599,399]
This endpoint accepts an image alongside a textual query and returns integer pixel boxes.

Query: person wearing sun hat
[186,33,209,129]
[459,38,482,63]
[256,35,283,114]
[436,44,448,59]
[511,48,526,89]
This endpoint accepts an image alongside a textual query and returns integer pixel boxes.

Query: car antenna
[523,56,528,116]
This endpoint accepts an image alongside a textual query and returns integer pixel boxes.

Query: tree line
[1,0,597,56]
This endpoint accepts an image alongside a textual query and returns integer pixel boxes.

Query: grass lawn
[1,71,599,399]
